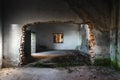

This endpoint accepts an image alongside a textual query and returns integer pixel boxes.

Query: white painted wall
[32,23,81,50]
[79,24,89,53]
[3,0,82,67]
[31,32,36,53]
[0,1,2,68]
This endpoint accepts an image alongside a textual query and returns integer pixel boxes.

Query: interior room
[0,0,120,80]
[21,23,93,65]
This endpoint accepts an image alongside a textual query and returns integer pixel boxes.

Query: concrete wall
[117,0,120,68]
[118,10,120,68]
[110,29,116,64]
[0,0,2,68]
[64,0,111,58]
[93,29,110,58]
[31,23,81,51]
[79,24,89,53]
[3,0,82,67]
[110,0,120,68]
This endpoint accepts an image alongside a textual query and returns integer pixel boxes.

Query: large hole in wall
[87,24,96,58]
[81,23,96,57]
[19,22,95,66]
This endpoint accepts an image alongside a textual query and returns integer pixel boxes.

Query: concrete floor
[0,66,120,80]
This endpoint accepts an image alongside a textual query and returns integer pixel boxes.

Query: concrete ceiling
[64,0,113,31]
[2,0,114,31]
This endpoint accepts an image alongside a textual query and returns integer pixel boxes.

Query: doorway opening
[19,22,94,67]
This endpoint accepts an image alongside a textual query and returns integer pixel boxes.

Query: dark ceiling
[2,0,118,31]
[64,0,113,31]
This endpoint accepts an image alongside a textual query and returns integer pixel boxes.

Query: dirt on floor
[0,66,120,80]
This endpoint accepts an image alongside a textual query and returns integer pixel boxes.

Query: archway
[19,21,95,65]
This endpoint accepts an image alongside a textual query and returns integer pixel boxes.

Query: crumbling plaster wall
[2,0,82,67]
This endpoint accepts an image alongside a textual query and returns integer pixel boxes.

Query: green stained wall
[110,0,120,69]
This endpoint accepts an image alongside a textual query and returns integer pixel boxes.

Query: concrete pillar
[0,0,2,68]
[110,1,117,67]
[3,24,21,67]
[79,24,89,53]
[110,0,120,68]
[117,0,120,68]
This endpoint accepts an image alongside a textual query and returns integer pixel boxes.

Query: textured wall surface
[2,0,82,67]
[110,29,116,64]
[118,28,120,67]
[65,0,112,31]
[93,29,110,58]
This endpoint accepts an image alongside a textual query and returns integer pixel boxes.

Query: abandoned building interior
[0,0,120,79]
[0,0,120,80]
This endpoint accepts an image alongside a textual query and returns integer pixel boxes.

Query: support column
[0,0,2,68]
[116,0,120,68]
[110,0,120,68]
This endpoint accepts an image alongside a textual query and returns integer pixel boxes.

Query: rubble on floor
[0,66,120,80]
